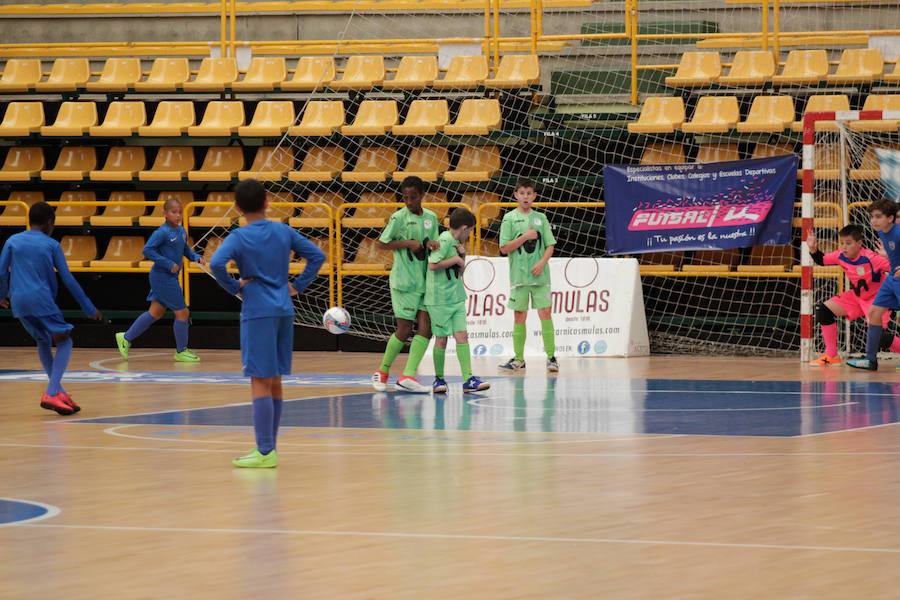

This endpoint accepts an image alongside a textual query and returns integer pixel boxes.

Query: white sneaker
[372,370,388,392]
[395,376,431,394]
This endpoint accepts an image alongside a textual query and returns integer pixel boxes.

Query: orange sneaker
[58,392,81,413]
[40,393,76,416]
[809,354,842,367]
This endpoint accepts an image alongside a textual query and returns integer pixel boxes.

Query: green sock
[433,346,446,378]
[541,318,556,358]
[456,343,473,380]
[512,322,526,361]
[402,335,430,377]
[380,334,405,373]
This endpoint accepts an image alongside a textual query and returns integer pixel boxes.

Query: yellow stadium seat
[717,51,775,86]
[55,191,97,225]
[189,192,238,228]
[737,245,794,272]
[0,191,42,226]
[202,236,225,263]
[86,58,142,92]
[422,191,452,221]
[0,147,43,181]
[479,238,501,257]
[343,236,393,272]
[139,147,194,182]
[139,191,192,227]
[0,59,42,92]
[344,192,397,228]
[681,96,739,133]
[138,101,195,137]
[289,191,341,228]
[34,58,89,92]
[238,101,295,137]
[393,146,449,181]
[640,142,685,165]
[89,147,146,182]
[462,191,501,225]
[232,57,287,92]
[90,192,147,226]
[134,58,190,92]
[0,102,44,136]
[288,101,344,137]
[266,191,296,222]
[188,101,245,137]
[810,143,846,180]
[183,57,238,92]
[291,236,331,274]
[90,236,145,268]
[626,97,684,134]
[849,95,900,132]
[341,147,397,182]
[383,56,438,90]
[432,55,488,90]
[826,48,883,84]
[885,60,900,83]
[341,100,398,136]
[696,144,740,163]
[238,146,294,181]
[330,55,384,90]
[444,146,501,182]
[40,102,97,137]
[751,142,795,159]
[485,54,540,88]
[288,146,344,181]
[187,147,244,182]
[89,101,147,137]
[281,57,335,91]
[638,252,684,273]
[791,95,850,132]
[444,99,501,135]
[42,147,96,181]
[772,50,829,85]
[736,96,794,133]
[850,145,900,181]
[665,52,721,87]
[392,100,448,136]
[60,235,98,267]
[683,249,740,272]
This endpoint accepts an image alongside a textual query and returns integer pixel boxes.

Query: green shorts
[391,288,427,321]
[427,302,467,337]
[508,284,552,312]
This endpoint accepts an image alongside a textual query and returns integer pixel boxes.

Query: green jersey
[379,207,439,293]
[499,208,556,288]
[426,230,467,306]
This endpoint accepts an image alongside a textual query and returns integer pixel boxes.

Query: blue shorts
[240,316,294,378]
[19,312,73,345]
[872,276,900,311]
[148,270,187,311]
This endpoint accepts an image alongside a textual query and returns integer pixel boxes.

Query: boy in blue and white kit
[115,197,203,362]
[210,179,326,468]
[0,202,102,415]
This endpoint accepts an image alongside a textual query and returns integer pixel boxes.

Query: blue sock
[252,397,275,455]
[125,311,158,343]
[173,319,189,353]
[48,337,72,396]
[36,342,65,394]
[272,398,284,445]
[866,325,883,362]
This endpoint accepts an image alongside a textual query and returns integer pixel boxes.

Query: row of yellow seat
[0,55,539,93]
[0,98,502,138]
[0,143,502,182]
[628,94,900,135]
[637,246,803,274]
[667,49,900,88]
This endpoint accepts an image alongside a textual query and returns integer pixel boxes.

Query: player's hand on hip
[170,263,181,274]
[288,282,298,296]
[0,298,8,309]
[239,277,253,288]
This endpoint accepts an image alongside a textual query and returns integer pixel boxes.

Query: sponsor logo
[594,340,608,354]
[473,344,488,356]
[462,257,496,293]
[563,258,600,289]
[424,219,432,229]
[577,341,591,355]
[628,202,771,232]
[551,290,610,313]
[490,344,504,355]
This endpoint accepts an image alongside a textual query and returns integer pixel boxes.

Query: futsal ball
[323,306,351,335]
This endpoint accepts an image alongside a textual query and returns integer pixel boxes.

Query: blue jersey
[144,223,200,274]
[210,220,326,320]
[0,230,97,318]
[877,224,900,275]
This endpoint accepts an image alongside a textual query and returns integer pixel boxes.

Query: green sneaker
[115,332,130,360]
[232,449,278,468]
[174,349,200,362]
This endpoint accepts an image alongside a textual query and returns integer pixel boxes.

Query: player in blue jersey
[847,199,900,371]
[210,179,326,468]
[115,197,203,362]
[0,202,102,415]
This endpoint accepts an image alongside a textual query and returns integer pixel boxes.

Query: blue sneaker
[847,358,878,371]
[432,377,448,394]
[462,376,490,393]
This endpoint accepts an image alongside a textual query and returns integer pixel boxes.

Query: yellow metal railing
[0,200,30,230]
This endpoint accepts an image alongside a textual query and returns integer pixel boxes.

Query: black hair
[838,224,864,241]
[28,201,56,227]
[449,207,476,229]
[515,177,537,192]
[234,179,267,213]
[868,198,898,220]
[400,175,425,195]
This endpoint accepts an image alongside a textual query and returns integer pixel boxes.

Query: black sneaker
[499,358,526,371]
[547,357,559,372]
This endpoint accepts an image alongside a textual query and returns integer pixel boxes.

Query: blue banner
[604,155,798,254]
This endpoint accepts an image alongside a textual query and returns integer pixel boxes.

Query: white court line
[466,398,859,412]
[0,498,61,528]
[799,421,900,437]
[16,522,900,555]
[88,352,173,373]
